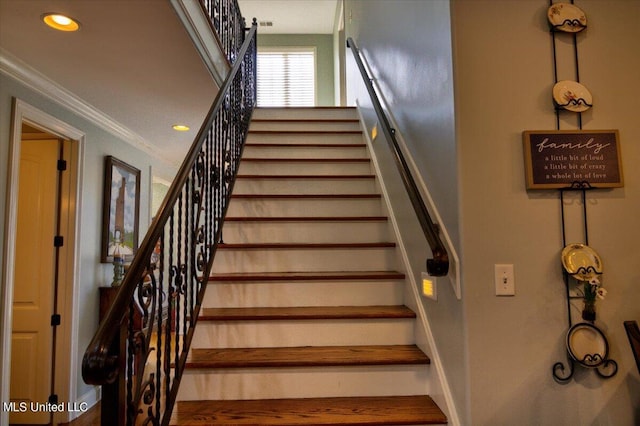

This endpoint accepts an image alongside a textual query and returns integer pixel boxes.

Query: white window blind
[257,48,316,107]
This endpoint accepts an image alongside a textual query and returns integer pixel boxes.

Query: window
[257,48,316,107]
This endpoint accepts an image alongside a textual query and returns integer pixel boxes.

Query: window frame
[257,46,318,107]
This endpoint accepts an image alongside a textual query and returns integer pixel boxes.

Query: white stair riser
[192,319,414,349]
[220,221,390,244]
[213,247,396,273]
[223,221,389,243]
[226,198,383,217]
[247,132,363,145]
[249,121,361,132]
[238,161,372,176]
[233,178,377,195]
[252,108,358,121]
[178,366,429,400]
[203,280,405,308]
[243,145,367,159]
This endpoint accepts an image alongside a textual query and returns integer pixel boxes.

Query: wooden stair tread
[255,106,356,110]
[170,395,447,425]
[231,194,382,199]
[236,174,375,179]
[224,216,387,222]
[249,130,363,134]
[186,345,429,369]
[241,157,370,162]
[208,271,406,282]
[217,242,395,249]
[245,143,366,148]
[251,118,360,123]
[199,305,416,321]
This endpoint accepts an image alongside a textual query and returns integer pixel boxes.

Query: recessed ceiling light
[172,124,190,132]
[42,13,81,32]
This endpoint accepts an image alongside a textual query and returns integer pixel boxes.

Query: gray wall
[0,73,176,400]
[258,34,335,106]
[453,0,639,424]
[346,0,640,424]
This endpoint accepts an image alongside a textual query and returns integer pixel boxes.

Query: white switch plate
[495,264,515,296]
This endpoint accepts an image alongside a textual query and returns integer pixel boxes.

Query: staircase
[171,107,447,425]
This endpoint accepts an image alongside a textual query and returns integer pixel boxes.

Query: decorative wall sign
[523,130,623,189]
[101,156,141,263]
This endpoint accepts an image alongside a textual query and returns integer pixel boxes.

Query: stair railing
[346,37,449,277]
[202,0,246,64]
[82,17,257,426]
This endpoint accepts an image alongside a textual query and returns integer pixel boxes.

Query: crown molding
[0,48,175,167]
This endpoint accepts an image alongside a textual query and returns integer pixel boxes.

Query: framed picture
[523,130,623,189]
[101,156,141,263]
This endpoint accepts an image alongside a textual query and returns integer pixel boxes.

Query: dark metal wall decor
[553,183,618,382]
[544,1,618,383]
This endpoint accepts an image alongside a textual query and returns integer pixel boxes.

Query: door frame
[1,98,84,425]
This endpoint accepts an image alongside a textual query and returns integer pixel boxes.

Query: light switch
[495,264,515,296]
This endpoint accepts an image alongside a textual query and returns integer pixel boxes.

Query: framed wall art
[523,130,623,189]
[101,156,141,263]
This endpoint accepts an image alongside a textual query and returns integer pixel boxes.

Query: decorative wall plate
[561,243,602,280]
[547,3,587,32]
[566,323,608,367]
[553,80,593,112]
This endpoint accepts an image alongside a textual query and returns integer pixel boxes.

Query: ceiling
[238,0,339,34]
[0,0,339,168]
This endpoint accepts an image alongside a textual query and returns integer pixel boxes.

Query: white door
[10,139,59,424]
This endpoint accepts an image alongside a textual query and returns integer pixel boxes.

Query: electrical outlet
[495,264,515,296]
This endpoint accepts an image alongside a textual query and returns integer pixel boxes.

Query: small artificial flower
[596,287,608,300]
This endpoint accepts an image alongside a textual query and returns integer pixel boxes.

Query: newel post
[99,287,127,426]
[99,315,127,425]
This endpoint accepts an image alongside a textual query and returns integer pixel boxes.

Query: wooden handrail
[346,37,449,277]
[624,320,640,374]
[82,15,257,425]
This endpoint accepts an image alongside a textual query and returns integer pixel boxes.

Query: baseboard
[355,102,461,426]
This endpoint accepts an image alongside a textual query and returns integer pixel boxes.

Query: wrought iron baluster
[83,12,256,425]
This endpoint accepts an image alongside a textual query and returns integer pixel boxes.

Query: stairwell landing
[171,107,447,425]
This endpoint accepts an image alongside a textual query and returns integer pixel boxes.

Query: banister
[82,13,257,425]
[346,37,449,277]
[624,320,640,374]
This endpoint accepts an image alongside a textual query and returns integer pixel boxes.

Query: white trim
[170,0,230,87]
[0,48,176,168]
[257,47,318,107]
[1,99,85,426]
[68,386,101,422]
[356,103,461,426]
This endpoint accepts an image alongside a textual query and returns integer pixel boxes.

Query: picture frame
[101,156,141,263]
[522,129,623,189]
